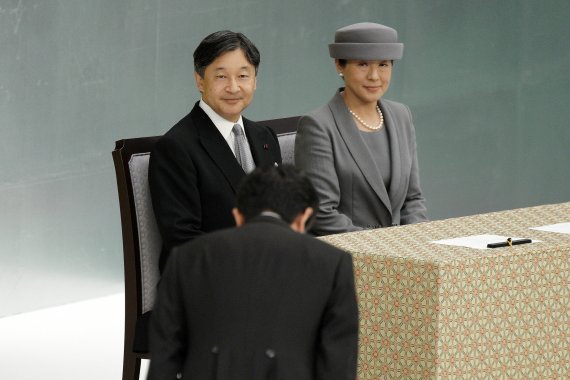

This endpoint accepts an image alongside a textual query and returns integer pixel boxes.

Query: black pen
[487,238,532,249]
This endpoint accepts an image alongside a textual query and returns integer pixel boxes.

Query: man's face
[194,49,257,122]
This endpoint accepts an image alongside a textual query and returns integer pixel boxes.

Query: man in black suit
[149,31,282,270]
[148,165,359,380]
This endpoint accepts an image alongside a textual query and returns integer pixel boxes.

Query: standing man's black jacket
[148,216,359,380]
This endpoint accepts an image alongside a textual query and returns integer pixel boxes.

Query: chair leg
[123,351,141,380]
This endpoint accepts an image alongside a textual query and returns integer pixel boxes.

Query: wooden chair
[113,136,161,380]
[112,117,299,380]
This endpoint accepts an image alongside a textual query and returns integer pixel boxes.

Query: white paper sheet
[529,222,570,234]
[431,234,536,250]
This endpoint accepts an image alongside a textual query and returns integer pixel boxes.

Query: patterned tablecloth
[320,202,570,379]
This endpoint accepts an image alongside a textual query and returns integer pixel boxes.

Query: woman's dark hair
[193,30,260,77]
[236,165,318,224]
[336,59,393,67]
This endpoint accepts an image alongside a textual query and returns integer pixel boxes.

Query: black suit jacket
[148,216,359,380]
[149,103,282,269]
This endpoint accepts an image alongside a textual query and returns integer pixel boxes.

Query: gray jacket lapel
[328,92,392,215]
[382,101,404,208]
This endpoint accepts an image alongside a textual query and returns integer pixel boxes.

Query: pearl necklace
[348,105,384,130]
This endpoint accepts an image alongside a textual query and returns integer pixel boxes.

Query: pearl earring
[339,73,344,78]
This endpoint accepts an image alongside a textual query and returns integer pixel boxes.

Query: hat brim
[329,43,404,60]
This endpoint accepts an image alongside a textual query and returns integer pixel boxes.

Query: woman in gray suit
[295,22,427,235]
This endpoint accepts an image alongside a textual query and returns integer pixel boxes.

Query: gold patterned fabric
[321,202,570,379]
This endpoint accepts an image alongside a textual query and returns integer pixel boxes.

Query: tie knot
[232,124,244,136]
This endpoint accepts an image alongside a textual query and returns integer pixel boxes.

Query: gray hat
[329,22,404,60]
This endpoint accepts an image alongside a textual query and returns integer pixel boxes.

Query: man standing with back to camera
[149,31,282,271]
[148,165,359,380]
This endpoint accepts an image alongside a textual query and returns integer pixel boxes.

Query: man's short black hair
[236,165,319,224]
[193,30,260,77]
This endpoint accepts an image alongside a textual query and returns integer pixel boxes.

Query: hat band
[329,43,404,60]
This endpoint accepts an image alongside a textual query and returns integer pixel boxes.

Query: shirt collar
[259,211,283,220]
[199,99,245,140]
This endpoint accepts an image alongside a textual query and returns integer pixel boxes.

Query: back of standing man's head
[236,165,318,225]
[193,30,261,77]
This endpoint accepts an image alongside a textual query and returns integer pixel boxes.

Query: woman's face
[336,59,392,105]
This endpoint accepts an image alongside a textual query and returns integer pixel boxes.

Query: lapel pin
[263,143,269,150]
[274,162,278,167]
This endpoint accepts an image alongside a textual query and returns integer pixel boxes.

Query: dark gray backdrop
[1,0,569,316]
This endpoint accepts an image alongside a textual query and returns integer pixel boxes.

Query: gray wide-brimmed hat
[329,22,404,60]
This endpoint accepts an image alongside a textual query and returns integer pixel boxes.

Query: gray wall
[1,0,569,316]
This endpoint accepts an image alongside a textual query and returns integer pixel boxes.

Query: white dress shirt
[199,99,252,157]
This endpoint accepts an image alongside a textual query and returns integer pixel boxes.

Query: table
[321,202,570,379]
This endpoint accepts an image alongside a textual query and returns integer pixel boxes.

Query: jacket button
[211,346,219,354]
[265,349,276,358]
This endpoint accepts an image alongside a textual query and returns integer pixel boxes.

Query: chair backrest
[276,132,296,165]
[259,115,299,165]
[113,136,161,362]
[259,115,299,135]
[127,153,162,313]
[112,116,299,365]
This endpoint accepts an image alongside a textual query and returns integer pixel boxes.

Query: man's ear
[194,71,204,93]
[290,207,314,233]
[232,208,246,227]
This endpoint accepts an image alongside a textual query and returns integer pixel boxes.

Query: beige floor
[0,293,149,380]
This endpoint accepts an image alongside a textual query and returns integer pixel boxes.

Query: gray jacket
[295,90,427,235]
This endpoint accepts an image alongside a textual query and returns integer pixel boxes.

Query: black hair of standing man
[235,165,318,225]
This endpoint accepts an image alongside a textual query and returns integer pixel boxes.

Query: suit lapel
[382,101,405,209]
[191,105,245,192]
[329,92,392,215]
[244,118,279,167]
